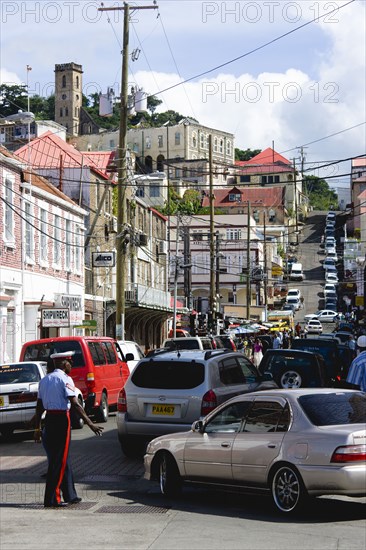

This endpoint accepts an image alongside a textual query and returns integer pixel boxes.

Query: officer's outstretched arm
[69,396,104,436]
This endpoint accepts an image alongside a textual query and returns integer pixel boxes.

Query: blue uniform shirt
[38,369,76,410]
[346,351,366,392]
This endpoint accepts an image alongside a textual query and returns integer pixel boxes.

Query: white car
[285,297,301,311]
[324,283,337,296]
[117,340,145,374]
[305,319,323,334]
[325,272,339,284]
[304,310,340,323]
[0,361,84,439]
[323,257,336,270]
[286,288,301,300]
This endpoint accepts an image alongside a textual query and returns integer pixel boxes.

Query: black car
[258,349,327,389]
[291,337,342,383]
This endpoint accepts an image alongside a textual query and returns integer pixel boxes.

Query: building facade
[0,146,86,362]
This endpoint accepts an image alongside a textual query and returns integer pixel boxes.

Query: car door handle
[221,442,231,448]
[268,444,277,448]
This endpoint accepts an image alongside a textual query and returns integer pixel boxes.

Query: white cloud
[0,69,22,86]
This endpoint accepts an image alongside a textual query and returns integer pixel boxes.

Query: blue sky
[1,0,365,187]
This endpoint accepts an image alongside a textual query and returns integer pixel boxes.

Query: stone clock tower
[54,62,83,137]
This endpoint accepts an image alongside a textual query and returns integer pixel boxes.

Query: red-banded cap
[50,351,75,360]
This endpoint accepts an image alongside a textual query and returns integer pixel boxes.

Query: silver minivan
[116,349,277,457]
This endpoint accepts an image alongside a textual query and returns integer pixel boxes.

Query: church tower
[54,63,83,137]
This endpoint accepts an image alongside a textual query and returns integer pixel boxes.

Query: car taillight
[201,390,217,416]
[331,445,366,463]
[117,387,127,413]
[9,392,38,404]
[86,372,95,391]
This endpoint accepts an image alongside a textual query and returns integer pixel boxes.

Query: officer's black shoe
[44,502,69,508]
[68,497,82,505]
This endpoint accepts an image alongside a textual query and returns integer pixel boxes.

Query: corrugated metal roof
[201,186,285,208]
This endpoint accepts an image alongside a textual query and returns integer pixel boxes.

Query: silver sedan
[144,389,366,514]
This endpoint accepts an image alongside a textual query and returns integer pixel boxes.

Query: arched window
[157,154,165,172]
[219,139,223,153]
[214,137,218,152]
[145,155,153,173]
[76,76,79,88]
[192,132,197,148]
[65,107,69,116]
[62,75,66,87]
[59,108,63,117]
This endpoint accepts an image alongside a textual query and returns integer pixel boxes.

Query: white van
[289,262,304,281]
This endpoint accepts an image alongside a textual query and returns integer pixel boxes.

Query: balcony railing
[125,284,171,310]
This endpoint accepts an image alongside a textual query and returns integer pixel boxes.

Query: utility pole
[99,3,158,340]
[208,134,216,333]
[293,158,299,244]
[263,211,268,321]
[246,201,251,320]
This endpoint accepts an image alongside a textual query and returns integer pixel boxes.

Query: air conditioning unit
[125,289,137,302]
[158,240,168,255]
[139,233,148,246]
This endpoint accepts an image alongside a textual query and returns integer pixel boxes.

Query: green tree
[304,175,338,210]
[235,148,261,161]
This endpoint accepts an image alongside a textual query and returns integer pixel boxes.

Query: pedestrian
[273,332,281,350]
[348,334,357,359]
[346,335,366,391]
[33,351,104,508]
[252,338,263,367]
[295,322,301,337]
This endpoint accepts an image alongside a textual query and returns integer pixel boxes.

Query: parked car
[258,349,327,388]
[282,303,296,313]
[305,319,323,334]
[325,250,338,262]
[323,257,336,270]
[285,296,301,311]
[116,340,145,374]
[304,309,340,323]
[162,336,213,351]
[290,337,343,382]
[212,335,237,351]
[325,272,339,284]
[144,389,366,513]
[20,336,130,422]
[0,361,85,439]
[324,264,338,276]
[325,299,338,311]
[286,288,301,300]
[116,349,277,457]
[323,283,337,296]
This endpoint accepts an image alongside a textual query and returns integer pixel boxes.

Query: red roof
[201,186,285,208]
[15,131,112,180]
[236,147,292,167]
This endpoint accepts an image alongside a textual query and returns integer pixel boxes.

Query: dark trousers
[43,412,78,506]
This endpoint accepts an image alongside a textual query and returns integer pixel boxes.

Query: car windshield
[0,363,41,384]
[299,392,366,425]
[131,360,205,389]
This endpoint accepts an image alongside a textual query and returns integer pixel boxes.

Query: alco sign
[92,251,115,267]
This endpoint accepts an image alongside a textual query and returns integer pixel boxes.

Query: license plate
[0,396,4,407]
[152,404,175,415]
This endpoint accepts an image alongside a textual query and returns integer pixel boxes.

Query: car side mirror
[191,420,204,433]
[125,353,134,362]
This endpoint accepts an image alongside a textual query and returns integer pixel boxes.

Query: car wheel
[159,452,181,497]
[271,465,307,513]
[71,397,85,430]
[119,437,146,458]
[279,370,304,389]
[95,392,109,423]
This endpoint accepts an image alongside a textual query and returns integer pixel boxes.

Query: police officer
[34,351,103,508]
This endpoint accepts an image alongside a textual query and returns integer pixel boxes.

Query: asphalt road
[288,211,342,325]
[0,413,365,550]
